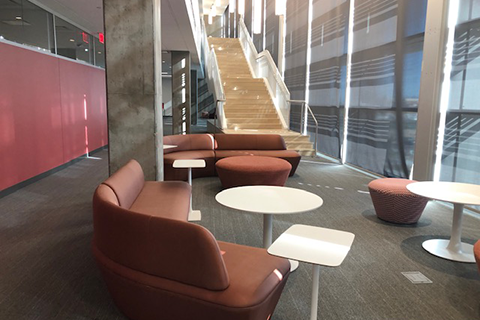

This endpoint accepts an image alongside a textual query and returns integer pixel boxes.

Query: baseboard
[0,145,108,198]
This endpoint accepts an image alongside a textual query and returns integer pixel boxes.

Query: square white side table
[173,159,206,221]
[268,224,355,320]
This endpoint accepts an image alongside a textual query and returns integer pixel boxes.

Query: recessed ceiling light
[85,48,89,52]
[69,39,75,42]
[15,16,22,20]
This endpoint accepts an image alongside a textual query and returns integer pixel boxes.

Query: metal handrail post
[306,103,319,157]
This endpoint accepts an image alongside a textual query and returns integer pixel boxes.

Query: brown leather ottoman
[368,178,429,224]
[215,156,292,189]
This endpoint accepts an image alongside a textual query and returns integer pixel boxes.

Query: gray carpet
[1,151,480,319]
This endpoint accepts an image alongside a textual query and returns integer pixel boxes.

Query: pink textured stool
[368,178,429,224]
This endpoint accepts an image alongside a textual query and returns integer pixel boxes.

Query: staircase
[208,37,316,156]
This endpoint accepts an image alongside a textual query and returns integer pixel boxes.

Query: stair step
[224,86,268,90]
[225,100,273,105]
[227,123,284,129]
[225,110,277,115]
[286,143,314,149]
[228,118,282,124]
[226,113,279,119]
[282,135,312,143]
[225,95,271,100]
[296,150,317,157]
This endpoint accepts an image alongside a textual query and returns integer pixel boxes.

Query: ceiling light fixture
[253,0,262,34]
[238,0,245,15]
[275,0,286,16]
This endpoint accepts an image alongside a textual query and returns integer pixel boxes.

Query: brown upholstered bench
[163,133,301,181]
[92,159,290,320]
[216,156,292,188]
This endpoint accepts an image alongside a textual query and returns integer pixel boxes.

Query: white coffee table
[268,224,354,320]
[215,186,323,271]
[407,181,480,263]
[173,159,206,221]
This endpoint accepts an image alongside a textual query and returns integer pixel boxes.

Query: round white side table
[216,186,323,271]
[173,159,206,221]
[407,181,480,263]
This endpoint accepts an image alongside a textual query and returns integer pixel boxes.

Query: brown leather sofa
[164,133,301,181]
[92,159,290,320]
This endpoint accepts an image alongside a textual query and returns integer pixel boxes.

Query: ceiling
[31,0,230,37]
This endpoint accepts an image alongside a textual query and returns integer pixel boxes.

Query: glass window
[94,36,105,68]
[285,0,309,133]
[439,1,480,185]
[265,0,279,66]
[0,0,54,52]
[345,0,428,178]
[55,16,93,64]
[307,0,350,159]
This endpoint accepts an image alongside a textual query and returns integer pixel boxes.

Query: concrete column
[412,0,450,181]
[104,0,163,180]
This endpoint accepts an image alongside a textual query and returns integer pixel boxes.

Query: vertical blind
[230,0,431,178]
[307,0,349,158]
[345,0,427,177]
[264,0,279,66]
[245,0,253,35]
[252,0,265,52]
[440,1,480,185]
[284,0,309,131]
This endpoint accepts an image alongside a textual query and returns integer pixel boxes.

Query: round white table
[407,181,480,263]
[216,186,323,271]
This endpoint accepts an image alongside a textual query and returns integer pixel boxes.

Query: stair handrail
[237,17,290,129]
[288,100,318,157]
[202,19,227,130]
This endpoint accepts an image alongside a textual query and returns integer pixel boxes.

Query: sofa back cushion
[164,134,215,154]
[102,159,145,209]
[93,184,230,291]
[214,134,287,151]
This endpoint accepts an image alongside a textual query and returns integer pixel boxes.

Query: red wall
[0,42,107,191]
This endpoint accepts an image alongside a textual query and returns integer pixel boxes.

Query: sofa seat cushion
[93,240,289,309]
[164,150,216,181]
[129,181,191,221]
[215,150,301,176]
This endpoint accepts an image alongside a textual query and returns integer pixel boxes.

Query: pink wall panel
[0,42,107,191]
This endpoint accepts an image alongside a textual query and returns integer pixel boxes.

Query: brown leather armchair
[92,160,290,320]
